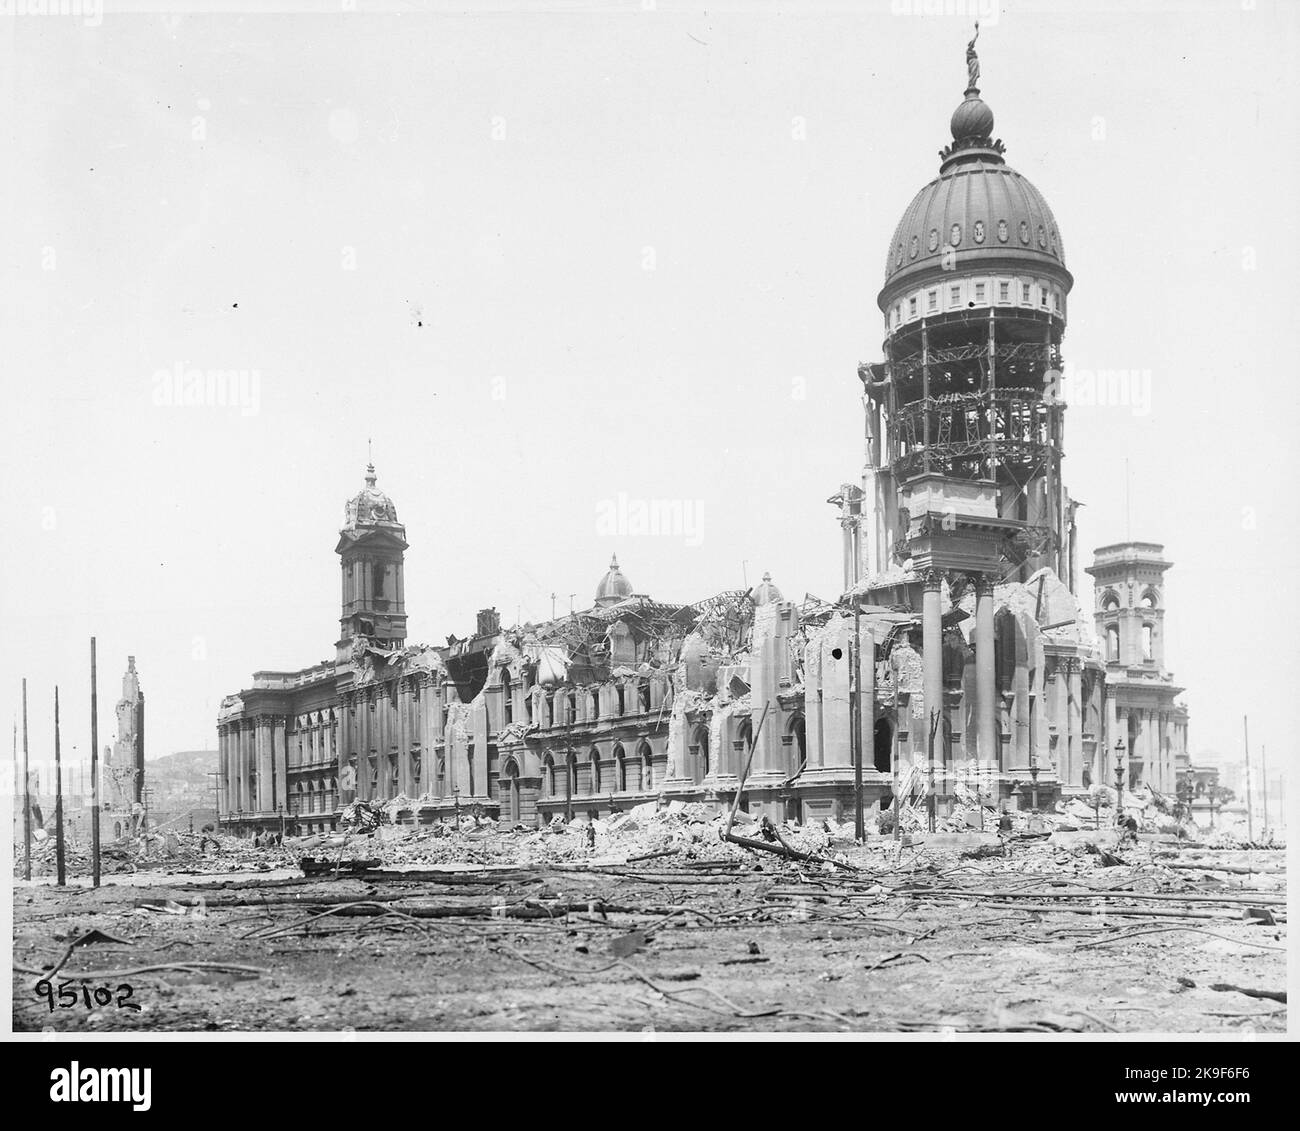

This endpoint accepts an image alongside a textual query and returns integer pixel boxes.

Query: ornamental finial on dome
[365,461,377,488]
[940,22,1003,169]
[965,21,980,96]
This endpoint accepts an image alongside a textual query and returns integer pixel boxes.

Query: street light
[1113,737,1126,823]
[1029,751,1040,814]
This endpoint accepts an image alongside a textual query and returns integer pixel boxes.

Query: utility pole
[565,747,573,822]
[891,699,900,844]
[1260,744,1269,839]
[851,604,864,841]
[1243,715,1253,844]
[54,686,66,886]
[90,637,101,887]
[22,679,30,882]
[927,708,940,833]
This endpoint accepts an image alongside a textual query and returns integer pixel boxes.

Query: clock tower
[336,462,408,661]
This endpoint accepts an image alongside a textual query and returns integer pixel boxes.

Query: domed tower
[336,462,408,661]
[594,554,633,608]
[855,25,1078,593]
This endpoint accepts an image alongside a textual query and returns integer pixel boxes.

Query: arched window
[501,672,513,726]
[994,609,1017,693]
[589,748,601,794]
[614,744,627,791]
[372,561,385,599]
[466,746,475,796]
[542,755,555,796]
[616,683,626,716]
[1107,624,1120,662]
[1141,623,1154,662]
[638,740,653,790]
[689,725,709,785]
[1140,590,1158,609]
[566,752,578,797]
[590,689,600,721]
[873,717,892,773]
[1102,592,1120,613]
[638,679,651,713]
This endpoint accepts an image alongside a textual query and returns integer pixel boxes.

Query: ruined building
[106,656,145,836]
[217,36,1189,834]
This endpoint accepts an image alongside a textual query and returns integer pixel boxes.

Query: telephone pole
[1260,744,1269,839]
[54,686,66,886]
[22,679,30,881]
[1243,715,1253,844]
[90,637,101,887]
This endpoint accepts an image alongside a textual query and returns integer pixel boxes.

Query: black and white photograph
[4,0,1295,1084]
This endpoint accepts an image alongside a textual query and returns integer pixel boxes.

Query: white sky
[2,1,1297,775]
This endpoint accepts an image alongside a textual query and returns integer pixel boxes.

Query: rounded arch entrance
[689,724,710,785]
[787,713,807,776]
[873,716,893,774]
[501,755,522,825]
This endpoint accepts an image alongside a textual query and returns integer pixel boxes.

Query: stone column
[397,679,412,798]
[1067,661,1082,789]
[238,720,251,816]
[252,716,269,814]
[921,570,944,776]
[974,574,997,769]
[272,715,288,815]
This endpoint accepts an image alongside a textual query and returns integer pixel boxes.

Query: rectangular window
[950,285,960,305]
[1041,286,1049,306]
[927,289,938,312]
[908,296,917,318]
[1021,282,1031,303]
[998,281,1009,302]
[974,282,986,303]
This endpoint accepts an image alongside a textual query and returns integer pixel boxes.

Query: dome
[594,554,633,607]
[342,463,400,529]
[877,32,1071,309]
[750,571,783,607]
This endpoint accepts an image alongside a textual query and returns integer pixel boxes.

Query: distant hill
[142,750,218,821]
[145,749,218,781]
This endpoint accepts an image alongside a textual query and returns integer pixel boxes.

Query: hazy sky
[3,1,1297,775]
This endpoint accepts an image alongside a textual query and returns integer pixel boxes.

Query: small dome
[950,93,994,141]
[751,571,784,607]
[594,554,633,607]
[343,463,400,529]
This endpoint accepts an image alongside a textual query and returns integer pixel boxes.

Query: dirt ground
[12,834,1287,1034]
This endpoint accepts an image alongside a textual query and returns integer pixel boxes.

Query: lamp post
[1113,737,1126,824]
[1029,751,1040,814]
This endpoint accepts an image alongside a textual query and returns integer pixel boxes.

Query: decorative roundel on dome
[1018,221,1030,244]
[909,235,919,258]
[896,243,903,267]
[973,220,985,244]
[1037,224,1047,248]
[927,228,939,252]
[1050,227,1058,252]
[997,219,1008,243]
[950,223,962,246]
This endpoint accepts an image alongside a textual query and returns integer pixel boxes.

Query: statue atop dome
[965,21,980,94]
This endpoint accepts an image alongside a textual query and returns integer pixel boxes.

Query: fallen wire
[15,961,267,981]
[1073,926,1286,952]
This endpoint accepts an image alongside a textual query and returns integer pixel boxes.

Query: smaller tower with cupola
[336,462,408,661]
[1086,542,1188,794]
